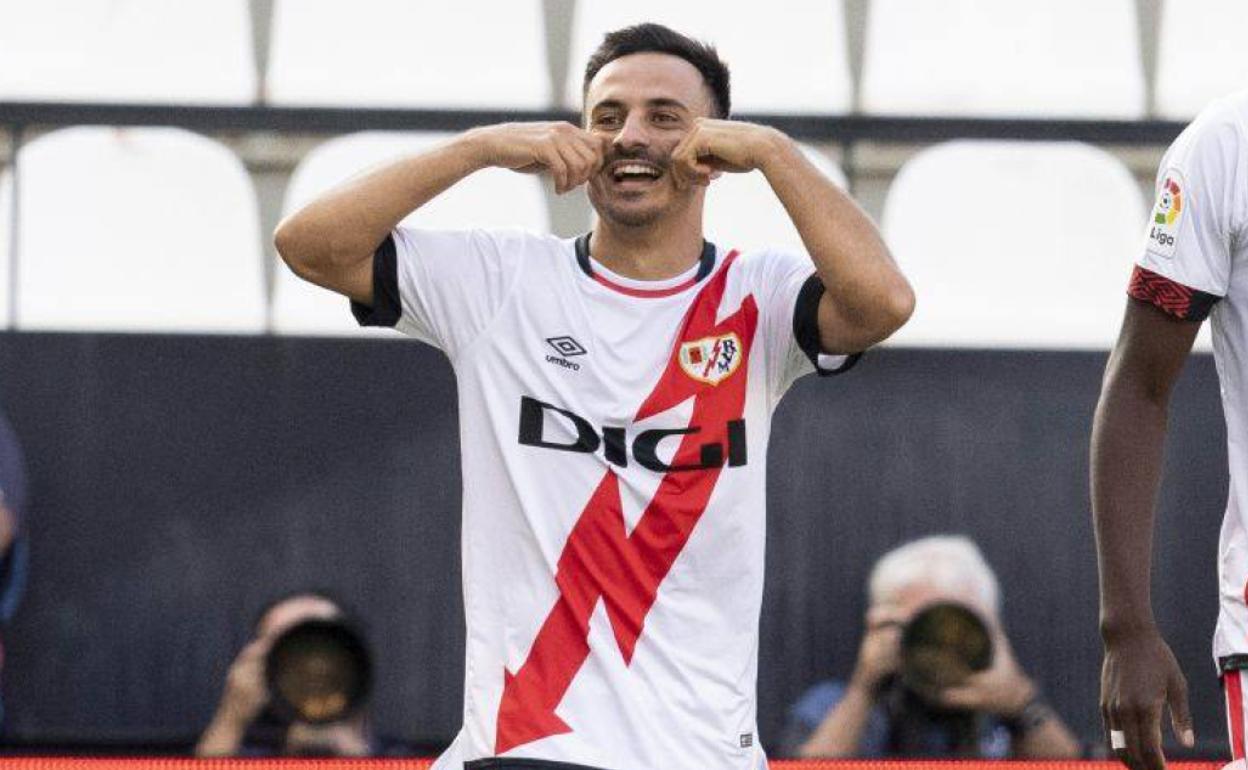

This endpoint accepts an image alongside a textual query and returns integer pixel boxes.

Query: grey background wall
[0,332,1227,755]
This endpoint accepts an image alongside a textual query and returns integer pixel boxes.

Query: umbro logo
[546,336,587,357]
[545,335,586,372]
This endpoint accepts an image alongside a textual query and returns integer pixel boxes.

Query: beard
[589,189,667,227]
[587,146,691,228]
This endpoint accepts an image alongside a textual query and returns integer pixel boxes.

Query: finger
[553,141,590,192]
[671,151,713,188]
[1113,709,1143,770]
[1104,705,1123,758]
[1122,705,1163,770]
[937,685,976,710]
[574,131,607,170]
[1108,699,1139,770]
[539,147,570,194]
[866,606,907,628]
[1167,673,1195,748]
[596,135,614,173]
[565,141,600,189]
[668,131,702,189]
[239,638,271,660]
[1101,660,1119,756]
[686,162,715,187]
[1138,705,1168,770]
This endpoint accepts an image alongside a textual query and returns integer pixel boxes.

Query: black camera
[264,618,373,725]
[899,602,993,702]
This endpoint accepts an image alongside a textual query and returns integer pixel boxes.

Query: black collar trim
[574,233,717,283]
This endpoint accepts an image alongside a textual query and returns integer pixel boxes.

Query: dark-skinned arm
[1091,297,1200,770]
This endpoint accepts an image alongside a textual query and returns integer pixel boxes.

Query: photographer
[780,536,1081,759]
[196,591,397,757]
[0,406,28,729]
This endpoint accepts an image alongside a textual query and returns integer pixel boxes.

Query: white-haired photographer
[780,535,1082,759]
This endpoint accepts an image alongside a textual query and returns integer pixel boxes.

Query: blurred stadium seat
[0,127,265,333]
[704,143,846,256]
[266,0,549,108]
[273,132,549,336]
[881,141,1145,348]
[861,0,1145,118]
[0,0,256,104]
[563,0,852,114]
[1155,0,1248,119]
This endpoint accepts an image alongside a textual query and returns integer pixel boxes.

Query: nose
[613,112,650,153]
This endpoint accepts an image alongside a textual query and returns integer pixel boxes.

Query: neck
[588,211,705,281]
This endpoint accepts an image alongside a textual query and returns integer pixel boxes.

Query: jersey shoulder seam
[449,231,560,367]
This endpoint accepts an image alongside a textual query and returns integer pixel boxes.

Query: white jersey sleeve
[742,249,860,399]
[1132,97,1248,320]
[352,227,526,357]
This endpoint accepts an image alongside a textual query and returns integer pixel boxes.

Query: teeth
[615,164,659,179]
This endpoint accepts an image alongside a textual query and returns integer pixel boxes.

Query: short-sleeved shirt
[353,229,857,770]
[1126,91,1248,665]
[778,680,1011,759]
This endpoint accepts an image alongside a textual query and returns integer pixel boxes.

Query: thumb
[1168,674,1195,748]
[937,684,976,710]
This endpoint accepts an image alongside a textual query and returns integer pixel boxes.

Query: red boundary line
[0,761,1223,770]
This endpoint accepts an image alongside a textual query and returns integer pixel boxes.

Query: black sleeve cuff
[794,274,862,377]
[350,234,402,328]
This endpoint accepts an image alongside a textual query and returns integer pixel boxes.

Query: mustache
[602,149,670,170]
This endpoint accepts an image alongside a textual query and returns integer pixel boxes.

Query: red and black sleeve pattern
[1127,265,1221,322]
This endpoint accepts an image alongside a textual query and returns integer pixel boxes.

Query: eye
[653,112,680,124]
[594,113,622,129]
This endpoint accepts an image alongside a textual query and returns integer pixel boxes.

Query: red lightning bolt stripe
[700,338,722,379]
[495,252,754,755]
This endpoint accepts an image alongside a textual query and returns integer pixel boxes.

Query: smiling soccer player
[275,23,913,770]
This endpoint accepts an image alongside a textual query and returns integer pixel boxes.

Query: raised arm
[274,123,606,305]
[1091,298,1200,770]
[670,120,914,353]
[796,607,901,757]
[755,133,913,353]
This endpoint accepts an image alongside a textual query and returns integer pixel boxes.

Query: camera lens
[264,619,373,724]
[899,602,993,700]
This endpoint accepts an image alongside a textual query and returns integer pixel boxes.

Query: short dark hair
[582,23,731,119]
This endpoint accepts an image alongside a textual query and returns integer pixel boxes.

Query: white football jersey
[354,228,855,769]
[1129,91,1248,667]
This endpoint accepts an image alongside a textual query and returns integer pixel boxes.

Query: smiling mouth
[609,162,663,184]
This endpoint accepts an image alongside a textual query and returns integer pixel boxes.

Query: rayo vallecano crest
[678,332,743,385]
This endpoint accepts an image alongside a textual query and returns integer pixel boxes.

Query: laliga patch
[1145,169,1185,258]
[678,332,743,385]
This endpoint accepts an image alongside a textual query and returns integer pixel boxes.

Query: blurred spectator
[197,591,404,757]
[779,535,1081,759]
[0,406,29,728]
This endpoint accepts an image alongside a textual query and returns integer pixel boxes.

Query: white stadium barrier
[0,127,266,333]
[1155,0,1248,119]
[0,0,255,104]
[267,0,549,108]
[882,141,1147,349]
[861,0,1145,118]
